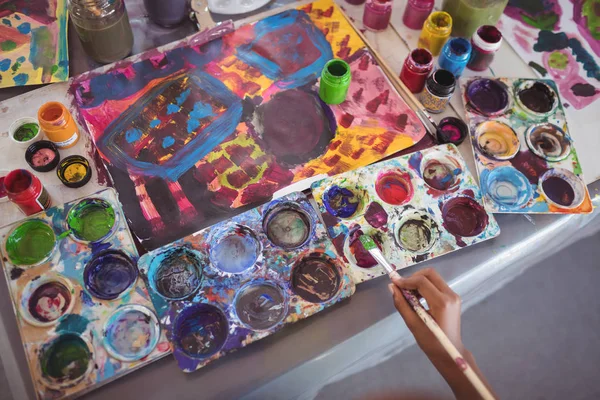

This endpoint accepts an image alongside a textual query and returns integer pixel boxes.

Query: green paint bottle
[319,59,352,105]
[6,219,56,266]
[67,198,116,243]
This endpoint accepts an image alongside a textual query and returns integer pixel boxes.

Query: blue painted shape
[2,19,11,27]
[13,73,28,86]
[149,119,161,128]
[480,166,533,211]
[0,59,10,71]
[99,70,242,181]
[14,15,20,20]
[125,127,143,143]
[166,103,180,115]
[16,56,25,63]
[17,22,30,34]
[236,10,333,89]
[56,314,90,334]
[187,101,215,133]
[176,88,191,106]
[162,136,175,148]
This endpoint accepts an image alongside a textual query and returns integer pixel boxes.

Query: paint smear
[40,334,92,387]
[322,185,361,218]
[235,282,286,330]
[466,78,509,116]
[347,228,379,268]
[84,250,137,300]
[422,160,458,190]
[375,170,414,205]
[210,226,260,273]
[291,254,341,303]
[517,81,557,114]
[67,198,116,242]
[5,219,56,266]
[441,197,489,238]
[174,304,228,358]
[481,166,532,210]
[526,123,571,161]
[264,206,311,249]
[152,247,202,300]
[364,202,388,229]
[27,281,72,324]
[475,121,520,160]
[103,306,160,361]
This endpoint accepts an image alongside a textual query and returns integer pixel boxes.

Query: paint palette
[460,77,593,214]
[311,144,500,283]
[0,188,170,400]
[137,192,355,372]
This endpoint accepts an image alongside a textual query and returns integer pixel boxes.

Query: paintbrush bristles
[359,234,377,251]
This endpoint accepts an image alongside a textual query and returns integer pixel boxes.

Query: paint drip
[28,281,72,324]
[6,220,56,266]
[375,170,414,205]
[174,304,228,358]
[526,123,570,161]
[364,202,388,229]
[542,177,575,206]
[347,228,380,268]
[152,247,202,300]
[422,160,458,190]
[235,282,286,330]
[103,306,160,361]
[517,82,556,114]
[441,197,488,237]
[291,254,341,303]
[84,250,137,300]
[466,78,509,116]
[475,121,520,160]
[67,198,116,242]
[39,334,92,387]
[264,206,311,249]
[322,186,361,218]
[210,226,260,273]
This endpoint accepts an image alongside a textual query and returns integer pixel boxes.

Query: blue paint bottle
[438,38,471,77]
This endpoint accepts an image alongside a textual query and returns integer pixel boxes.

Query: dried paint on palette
[461,77,592,214]
[137,192,355,372]
[0,0,69,88]
[0,188,169,400]
[68,0,426,251]
[311,144,500,283]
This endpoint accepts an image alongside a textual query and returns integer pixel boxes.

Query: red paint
[510,151,549,184]
[0,176,6,200]
[396,114,408,130]
[400,48,433,93]
[375,171,414,205]
[4,169,51,215]
[366,90,390,113]
[340,113,354,128]
[352,88,364,102]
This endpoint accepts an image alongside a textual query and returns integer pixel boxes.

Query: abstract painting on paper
[499,0,600,181]
[0,0,68,88]
[69,0,426,250]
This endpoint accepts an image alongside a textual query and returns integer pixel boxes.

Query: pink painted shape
[131,173,166,233]
[166,180,198,222]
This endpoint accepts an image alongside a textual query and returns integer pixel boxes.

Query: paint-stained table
[1,0,600,399]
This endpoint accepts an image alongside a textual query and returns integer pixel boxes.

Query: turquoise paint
[2,19,11,27]
[0,59,9,71]
[166,104,179,115]
[17,22,30,34]
[162,136,175,148]
[150,119,160,128]
[187,102,214,133]
[175,88,191,105]
[125,128,142,143]
[56,314,90,334]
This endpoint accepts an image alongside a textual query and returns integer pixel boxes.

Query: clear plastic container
[442,0,508,38]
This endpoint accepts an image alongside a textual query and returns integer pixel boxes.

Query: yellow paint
[63,163,87,183]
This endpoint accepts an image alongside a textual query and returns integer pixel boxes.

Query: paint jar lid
[436,117,468,145]
[472,25,502,52]
[9,117,42,148]
[25,140,61,173]
[57,155,91,188]
[426,69,456,97]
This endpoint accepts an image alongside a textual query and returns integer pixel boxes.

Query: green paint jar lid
[5,219,57,266]
[319,59,352,105]
[57,155,91,188]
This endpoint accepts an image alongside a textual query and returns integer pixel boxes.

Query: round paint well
[103,305,161,362]
[343,227,382,269]
[515,80,558,117]
[539,169,585,209]
[21,275,75,327]
[474,121,520,160]
[375,170,414,206]
[436,117,468,146]
[5,219,56,266]
[263,203,312,249]
[234,281,287,331]
[393,209,439,254]
[83,250,138,300]
[322,185,366,219]
[39,333,94,389]
[209,225,262,274]
[419,151,462,191]
[525,123,571,162]
[441,196,489,237]
[173,303,228,359]
[466,78,510,116]
[290,253,341,303]
[67,198,116,243]
[481,166,533,210]
[148,247,203,300]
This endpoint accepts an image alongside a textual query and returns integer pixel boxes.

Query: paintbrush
[359,235,495,400]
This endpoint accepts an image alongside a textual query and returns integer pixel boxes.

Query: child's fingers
[389,283,421,332]
[412,267,455,297]
[395,274,444,309]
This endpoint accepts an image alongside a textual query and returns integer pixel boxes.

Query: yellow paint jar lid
[57,155,92,188]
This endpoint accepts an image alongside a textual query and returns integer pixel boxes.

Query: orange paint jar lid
[37,102,80,149]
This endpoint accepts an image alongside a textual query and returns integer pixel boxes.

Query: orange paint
[37,102,79,149]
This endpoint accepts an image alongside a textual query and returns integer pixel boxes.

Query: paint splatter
[56,314,90,334]
[364,201,388,229]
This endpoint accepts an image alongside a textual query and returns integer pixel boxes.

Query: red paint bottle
[402,0,434,30]
[4,169,52,215]
[467,25,502,71]
[399,48,433,93]
[363,0,393,31]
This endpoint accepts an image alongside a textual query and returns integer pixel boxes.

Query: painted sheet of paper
[69,0,426,250]
[0,0,68,87]
[498,0,600,181]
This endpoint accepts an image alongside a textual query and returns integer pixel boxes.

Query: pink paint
[402,0,434,30]
[363,0,392,31]
[31,148,56,167]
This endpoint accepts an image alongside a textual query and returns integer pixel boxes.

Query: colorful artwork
[136,191,355,372]
[0,0,68,87]
[460,77,592,214]
[311,144,500,283]
[68,0,426,250]
[0,189,170,400]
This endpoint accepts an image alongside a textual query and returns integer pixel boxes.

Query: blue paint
[173,303,228,358]
[0,59,10,71]
[13,73,28,86]
[80,290,95,307]
[210,228,260,274]
[149,119,160,128]
[14,15,20,20]
[187,101,215,133]
[481,166,533,211]
[534,31,600,81]
[56,314,90,334]
[16,56,25,63]
[84,250,138,300]
[408,152,423,175]
[166,103,180,115]
[125,127,143,143]
[323,186,360,218]
[17,22,30,34]
[2,19,11,27]
[162,136,175,148]
[102,358,116,379]
[439,38,471,77]
[175,88,191,106]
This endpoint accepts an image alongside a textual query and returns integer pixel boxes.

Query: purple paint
[510,151,549,184]
[436,117,468,145]
[84,250,138,300]
[348,228,379,268]
[322,185,361,218]
[542,176,575,206]
[466,78,509,116]
[441,197,488,238]
[173,303,228,358]
[364,202,388,229]
[517,81,557,114]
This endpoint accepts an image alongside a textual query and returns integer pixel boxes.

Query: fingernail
[388,284,394,295]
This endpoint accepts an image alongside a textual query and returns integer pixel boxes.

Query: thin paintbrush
[359,235,495,400]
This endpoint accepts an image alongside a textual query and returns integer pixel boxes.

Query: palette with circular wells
[136,191,355,373]
[0,188,170,400]
[460,77,593,214]
[311,144,500,283]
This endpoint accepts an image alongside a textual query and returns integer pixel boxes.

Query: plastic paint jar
[9,117,42,148]
[468,25,503,71]
[37,102,80,149]
[4,169,52,215]
[363,0,393,32]
[399,48,433,94]
[442,0,508,38]
[319,59,352,105]
[420,69,456,113]
[143,0,188,27]
[402,0,434,30]
[418,11,452,56]
[345,0,366,4]
[438,37,472,77]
